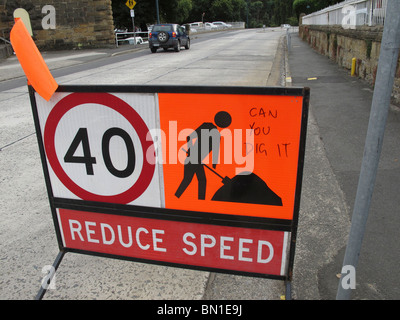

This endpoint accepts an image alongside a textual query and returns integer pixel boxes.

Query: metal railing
[0,36,11,45]
[302,0,387,27]
[1,29,14,58]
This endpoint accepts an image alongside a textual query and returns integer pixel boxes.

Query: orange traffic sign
[158,91,307,221]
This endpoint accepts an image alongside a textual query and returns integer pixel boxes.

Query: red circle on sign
[44,92,155,204]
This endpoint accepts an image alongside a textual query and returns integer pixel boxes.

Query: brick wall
[0,0,115,50]
[299,24,400,106]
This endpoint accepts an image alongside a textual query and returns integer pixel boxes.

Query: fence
[1,29,13,59]
[302,0,387,27]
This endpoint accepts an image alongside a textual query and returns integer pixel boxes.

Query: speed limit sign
[35,90,162,207]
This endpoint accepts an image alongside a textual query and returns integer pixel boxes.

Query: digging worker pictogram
[175,111,232,200]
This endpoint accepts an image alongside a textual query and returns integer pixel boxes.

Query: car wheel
[185,39,190,50]
[157,31,169,43]
[150,47,157,53]
[174,40,181,52]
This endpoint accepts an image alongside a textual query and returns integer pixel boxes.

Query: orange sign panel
[158,92,305,221]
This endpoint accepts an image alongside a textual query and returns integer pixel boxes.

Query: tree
[187,0,211,22]
[211,0,234,21]
[160,0,193,23]
[111,0,317,29]
[176,0,193,23]
[293,0,315,20]
[112,0,193,29]
[246,1,264,27]
[112,0,154,30]
[231,0,247,21]
[293,0,342,20]
[271,0,295,26]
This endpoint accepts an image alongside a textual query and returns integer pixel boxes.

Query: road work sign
[29,85,309,296]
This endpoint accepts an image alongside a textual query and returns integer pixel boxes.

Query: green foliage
[293,0,342,19]
[293,0,315,19]
[211,0,234,20]
[111,0,341,30]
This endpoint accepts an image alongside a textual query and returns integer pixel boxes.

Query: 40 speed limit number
[39,92,162,206]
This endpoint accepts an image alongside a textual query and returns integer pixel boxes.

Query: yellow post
[351,58,356,76]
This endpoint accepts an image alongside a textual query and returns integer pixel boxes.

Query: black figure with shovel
[175,110,282,206]
[175,111,232,200]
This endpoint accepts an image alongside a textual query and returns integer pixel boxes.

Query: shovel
[203,163,231,185]
[181,146,231,185]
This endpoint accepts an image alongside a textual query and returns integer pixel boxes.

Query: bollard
[351,58,356,76]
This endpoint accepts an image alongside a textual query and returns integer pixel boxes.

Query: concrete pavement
[288,33,400,299]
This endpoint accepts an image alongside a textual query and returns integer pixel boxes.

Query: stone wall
[0,0,115,50]
[299,24,400,105]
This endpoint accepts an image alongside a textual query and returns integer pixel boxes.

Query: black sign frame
[29,84,309,300]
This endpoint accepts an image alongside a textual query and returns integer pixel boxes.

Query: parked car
[114,28,128,34]
[148,24,190,53]
[212,21,232,29]
[126,36,145,45]
[189,22,203,29]
[205,22,218,30]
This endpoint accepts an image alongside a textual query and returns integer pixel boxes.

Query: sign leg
[35,250,65,300]
[285,280,292,300]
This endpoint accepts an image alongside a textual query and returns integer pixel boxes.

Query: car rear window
[153,25,173,32]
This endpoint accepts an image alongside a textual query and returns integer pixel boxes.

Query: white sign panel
[35,91,164,208]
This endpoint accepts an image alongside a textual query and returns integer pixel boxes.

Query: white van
[189,22,203,29]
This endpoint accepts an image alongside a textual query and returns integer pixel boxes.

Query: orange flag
[10,18,58,101]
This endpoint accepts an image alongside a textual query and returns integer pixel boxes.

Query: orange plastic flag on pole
[10,18,58,101]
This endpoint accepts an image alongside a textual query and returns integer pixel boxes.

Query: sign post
[126,0,137,45]
[28,85,309,299]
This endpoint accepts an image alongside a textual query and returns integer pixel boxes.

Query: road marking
[0,52,106,70]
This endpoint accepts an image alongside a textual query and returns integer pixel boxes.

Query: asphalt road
[1,28,296,300]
